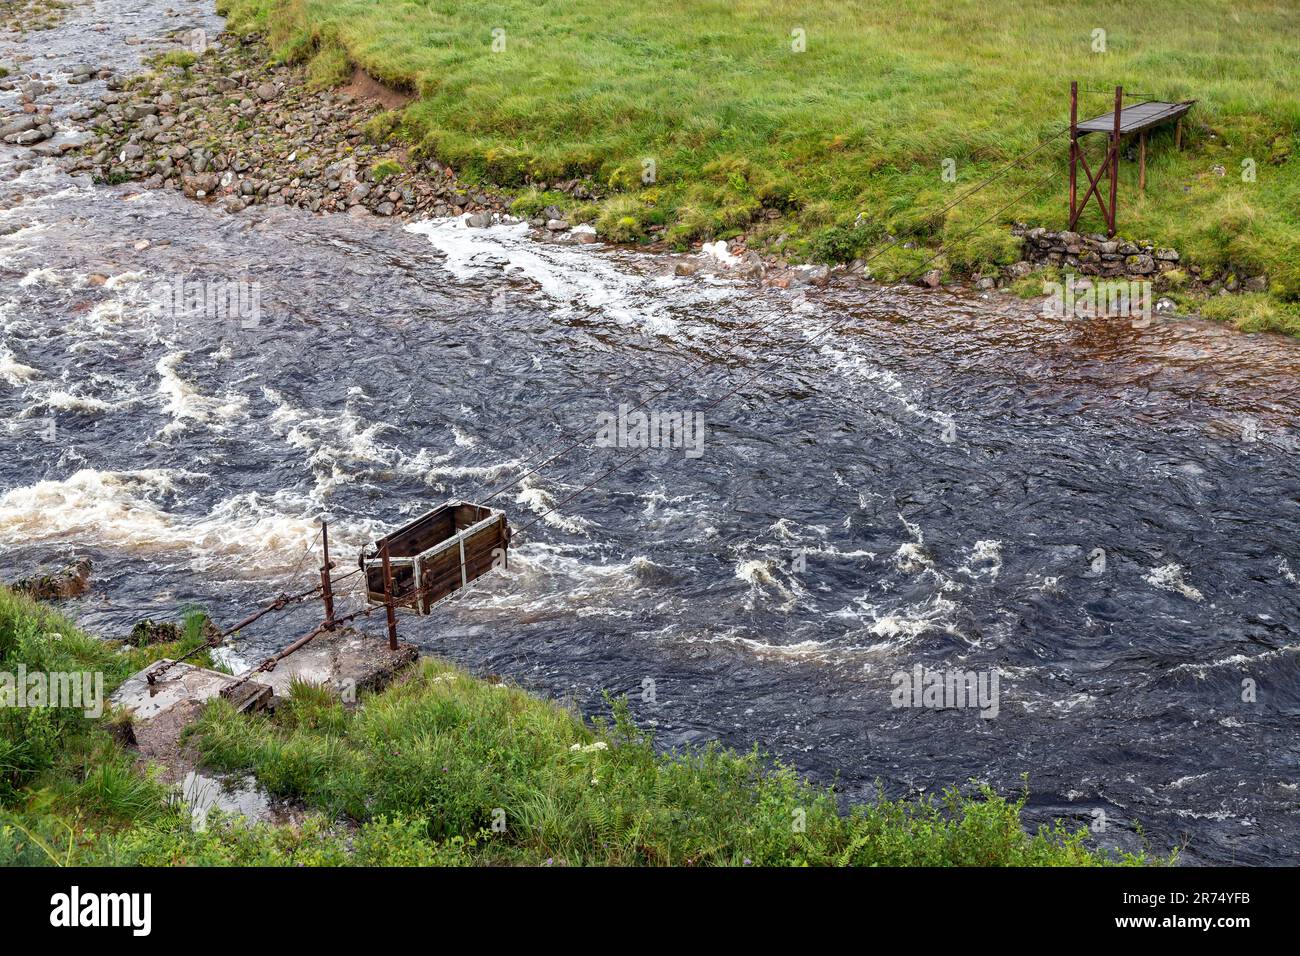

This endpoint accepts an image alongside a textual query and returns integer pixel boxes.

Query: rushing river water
[3,2,1299,866]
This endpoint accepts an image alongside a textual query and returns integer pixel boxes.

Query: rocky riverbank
[0,0,83,35]
[55,34,512,221]
[2,22,1274,308]
[2,29,1038,292]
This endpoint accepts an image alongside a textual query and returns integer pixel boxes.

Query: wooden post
[1069,81,1078,227]
[1138,130,1147,193]
[380,541,398,651]
[1107,85,1123,237]
[319,519,335,630]
[1175,117,1183,150]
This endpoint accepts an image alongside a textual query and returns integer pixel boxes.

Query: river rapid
[2,1,1298,865]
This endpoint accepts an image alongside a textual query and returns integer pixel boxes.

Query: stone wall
[1009,224,1268,294]
[1013,225,1179,278]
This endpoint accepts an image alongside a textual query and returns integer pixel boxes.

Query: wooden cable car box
[362,501,510,614]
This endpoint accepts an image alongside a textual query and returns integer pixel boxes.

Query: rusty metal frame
[1068,82,1123,237]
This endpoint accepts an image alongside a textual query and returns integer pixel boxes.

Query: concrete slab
[109,661,273,778]
[110,660,272,721]
[257,626,418,702]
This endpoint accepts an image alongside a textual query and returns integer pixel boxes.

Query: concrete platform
[109,661,273,777]
[257,626,419,703]
[107,630,418,777]
[110,660,272,721]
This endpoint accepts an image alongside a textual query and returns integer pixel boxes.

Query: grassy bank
[0,586,1159,865]
[214,0,1299,334]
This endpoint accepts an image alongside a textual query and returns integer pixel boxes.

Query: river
[2,1,1298,865]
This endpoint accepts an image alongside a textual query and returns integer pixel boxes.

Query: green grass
[188,661,1159,866]
[0,586,1162,865]
[371,157,402,182]
[154,50,199,71]
[215,0,1299,332]
[0,588,213,814]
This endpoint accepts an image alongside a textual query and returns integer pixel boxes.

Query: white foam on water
[679,626,842,663]
[211,645,250,675]
[860,593,962,642]
[286,407,393,468]
[0,222,53,263]
[104,270,146,290]
[419,453,521,484]
[957,539,1003,581]
[733,556,776,586]
[0,344,39,384]
[155,351,249,435]
[450,541,652,618]
[700,240,739,267]
[18,267,62,288]
[734,555,804,610]
[407,216,709,337]
[0,468,373,577]
[514,475,591,535]
[893,541,933,574]
[815,339,955,436]
[1143,562,1204,602]
[1167,645,1298,678]
[261,386,307,431]
[34,389,116,414]
[767,516,830,542]
[1279,557,1298,586]
[71,300,128,336]
[638,485,696,519]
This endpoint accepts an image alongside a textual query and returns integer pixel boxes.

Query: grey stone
[0,115,40,137]
[1125,254,1155,274]
[738,252,767,280]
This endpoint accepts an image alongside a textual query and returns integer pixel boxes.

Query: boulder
[737,252,766,280]
[1125,254,1156,275]
[126,619,184,647]
[0,115,40,137]
[12,558,92,602]
[181,171,220,198]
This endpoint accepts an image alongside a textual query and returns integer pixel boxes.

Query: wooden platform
[1075,100,1195,136]
[1068,84,1195,236]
